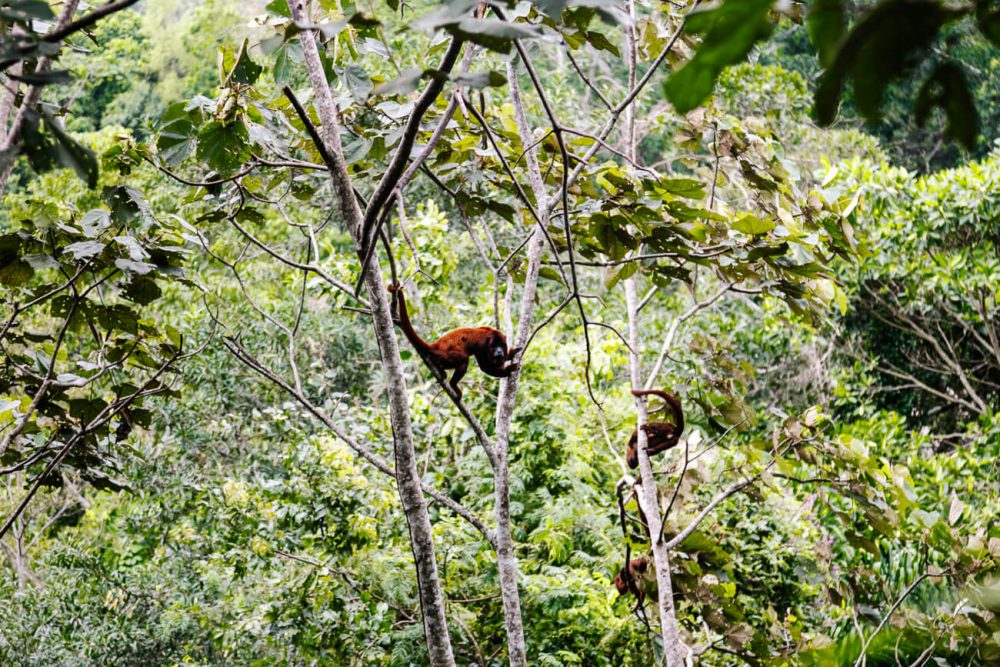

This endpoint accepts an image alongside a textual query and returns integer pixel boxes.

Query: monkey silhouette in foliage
[387,284,520,399]
[626,389,684,469]
[614,556,657,608]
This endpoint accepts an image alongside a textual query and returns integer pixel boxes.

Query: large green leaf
[229,39,263,85]
[20,110,99,188]
[806,0,846,68]
[815,0,965,125]
[915,61,979,150]
[196,121,251,175]
[663,0,773,114]
[444,18,543,54]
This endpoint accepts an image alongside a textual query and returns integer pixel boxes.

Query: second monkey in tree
[626,389,684,469]
[387,284,520,399]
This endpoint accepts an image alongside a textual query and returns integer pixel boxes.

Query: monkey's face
[488,331,508,364]
[491,343,507,364]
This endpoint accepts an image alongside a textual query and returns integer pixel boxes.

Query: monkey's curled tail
[387,284,435,356]
[630,389,684,434]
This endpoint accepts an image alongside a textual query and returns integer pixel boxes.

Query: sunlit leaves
[732,215,774,235]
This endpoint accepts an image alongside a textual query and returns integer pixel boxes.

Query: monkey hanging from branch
[626,389,684,469]
[387,283,520,399]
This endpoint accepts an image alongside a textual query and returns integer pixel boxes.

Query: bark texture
[625,279,689,666]
[290,2,456,665]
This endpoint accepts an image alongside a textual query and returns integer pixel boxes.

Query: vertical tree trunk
[290,3,455,665]
[624,279,689,666]
[478,56,557,667]
[620,5,687,658]
[491,226,546,667]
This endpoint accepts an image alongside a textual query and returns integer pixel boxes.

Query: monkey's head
[487,330,508,364]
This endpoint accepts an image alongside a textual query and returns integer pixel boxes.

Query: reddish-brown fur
[614,556,653,604]
[388,284,519,398]
[626,389,684,469]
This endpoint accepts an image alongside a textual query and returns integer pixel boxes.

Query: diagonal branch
[355,38,466,281]
[221,336,493,545]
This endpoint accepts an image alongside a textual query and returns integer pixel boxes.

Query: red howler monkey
[387,284,520,398]
[614,556,656,606]
[626,389,684,469]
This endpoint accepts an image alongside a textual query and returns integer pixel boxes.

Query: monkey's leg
[449,362,468,398]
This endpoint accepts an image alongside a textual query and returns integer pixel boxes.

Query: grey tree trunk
[624,279,689,666]
[290,2,456,665]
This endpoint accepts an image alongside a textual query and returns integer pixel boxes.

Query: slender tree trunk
[624,279,688,665]
[492,225,546,667]
[290,2,455,665]
[479,56,557,667]
[621,3,687,659]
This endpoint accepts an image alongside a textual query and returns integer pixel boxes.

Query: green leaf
[0,258,33,286]
[266,0,291,17]
[538,267,563,283]
[42,111,99,188]
[63,241,106,259]
[807,0,845,68]
[814,1,963,125]
[20,110,99,188]
[156,103,199,165]
[371,68,427,96]
[196,121,250,175]
[124,277,163,305]
[80,209,112,237]
[340,64,372,100]
[229,39,263,85]
[658,177,705,199]
[732,215,774,235]
[0,0,56,21]
[584,30,619,56]
[104,186,152,225]
[452,70,507,89]
[273,43,296,83]
[914,61,978,150]
[443,19,543,54]
[535,0,567,19]
[604,261,637,289]
[663,0,774,114]
[115,258,157,275]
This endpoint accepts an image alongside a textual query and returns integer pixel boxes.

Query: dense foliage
[0,1,997,665]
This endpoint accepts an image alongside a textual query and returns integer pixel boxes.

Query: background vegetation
[0,0,997,665]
